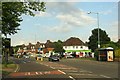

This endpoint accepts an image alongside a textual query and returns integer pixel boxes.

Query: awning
[65,50,91,52]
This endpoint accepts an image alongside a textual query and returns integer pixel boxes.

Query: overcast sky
[9,1,118,46]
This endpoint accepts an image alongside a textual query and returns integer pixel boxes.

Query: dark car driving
[48,55,60,61]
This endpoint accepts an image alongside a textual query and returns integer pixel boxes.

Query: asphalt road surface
[2,57,119,80]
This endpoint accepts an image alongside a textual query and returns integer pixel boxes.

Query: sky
[9,1,118,46]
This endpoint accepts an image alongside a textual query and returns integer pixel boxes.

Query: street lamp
[88,12,100,48]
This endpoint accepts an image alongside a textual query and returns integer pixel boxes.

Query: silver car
[23,55,30,58]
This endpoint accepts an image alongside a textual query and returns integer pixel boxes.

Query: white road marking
[50,66,55,69]
[69,76,76,80]
[58,70,66,74]
[100,75,111,78]
[39,72,43,75]
[14,64,20,72]
[60,67,76,70]
[46,65,49,66]
[25,72,28,75]
[35,72,38,75]
[28,72,30,75]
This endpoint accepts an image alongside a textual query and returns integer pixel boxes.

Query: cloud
[33,2,96,34]
[108,21,118,41]
[100,10,112,15]
[35,11,51,17]
[48,23,72,33]
[56,11,96,27]
[45,2,96,32]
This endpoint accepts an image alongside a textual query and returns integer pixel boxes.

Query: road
[2,57,119,80]
[59,58,118,78]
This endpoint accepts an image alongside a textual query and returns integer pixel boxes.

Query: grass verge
[77,57,96,61]
[1,62,17,78]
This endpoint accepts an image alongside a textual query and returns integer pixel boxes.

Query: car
[23,55,30,59]
[0,54,2,58]
[65,54,74,58]
[48,55,60,61]
[35,55,43,60]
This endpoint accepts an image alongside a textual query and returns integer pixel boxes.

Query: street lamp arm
[87,11,98,14]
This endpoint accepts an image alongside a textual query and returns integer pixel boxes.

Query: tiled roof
[45,40,54,48]
[63,37,85,46]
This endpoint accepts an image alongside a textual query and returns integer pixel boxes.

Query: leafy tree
[53,40,65,53]
[88,28,110,52]
[101,41,120,59]
[2,2,45,37]
[101,41,120,50]
[2,2,46,64]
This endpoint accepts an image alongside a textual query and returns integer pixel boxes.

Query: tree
[2,2,45,64]
[101,41,120,49]
[88,28,110,52]
[53,40,65,53]
[2,2,45,37]
[101,40,120,59]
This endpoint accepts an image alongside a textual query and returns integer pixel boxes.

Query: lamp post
[88,12,100,48]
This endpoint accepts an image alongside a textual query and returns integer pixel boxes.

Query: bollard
[41,58,43,61]
[37,57,39,60]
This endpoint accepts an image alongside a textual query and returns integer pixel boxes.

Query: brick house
[17,40,54,57]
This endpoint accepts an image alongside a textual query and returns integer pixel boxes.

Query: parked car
[35,55,43,60]
[65,54,74,58]
[0,54,2,58]
[48,55,60,61]
[23,54,30,59]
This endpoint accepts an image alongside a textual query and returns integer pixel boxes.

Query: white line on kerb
[69,76,76,80]
[100,75,111,78]
[58,70,66,74]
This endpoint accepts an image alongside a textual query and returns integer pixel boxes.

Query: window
[76,46,78,49]
[81,46,83,48]
[73,46,75,48]
[65,46,67,49]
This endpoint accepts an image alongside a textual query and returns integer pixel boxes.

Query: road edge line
[100,75,111,78]
[14,64,19,72]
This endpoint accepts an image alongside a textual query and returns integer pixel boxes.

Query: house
[63,37,91,57]
[43,40,54,57]
[17,44,26,55]
[17,42,45,55]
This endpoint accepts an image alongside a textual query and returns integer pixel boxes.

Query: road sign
[38,48,41,51]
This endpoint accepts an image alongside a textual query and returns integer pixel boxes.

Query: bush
[94,49,99,60]
[115,49,120,58]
